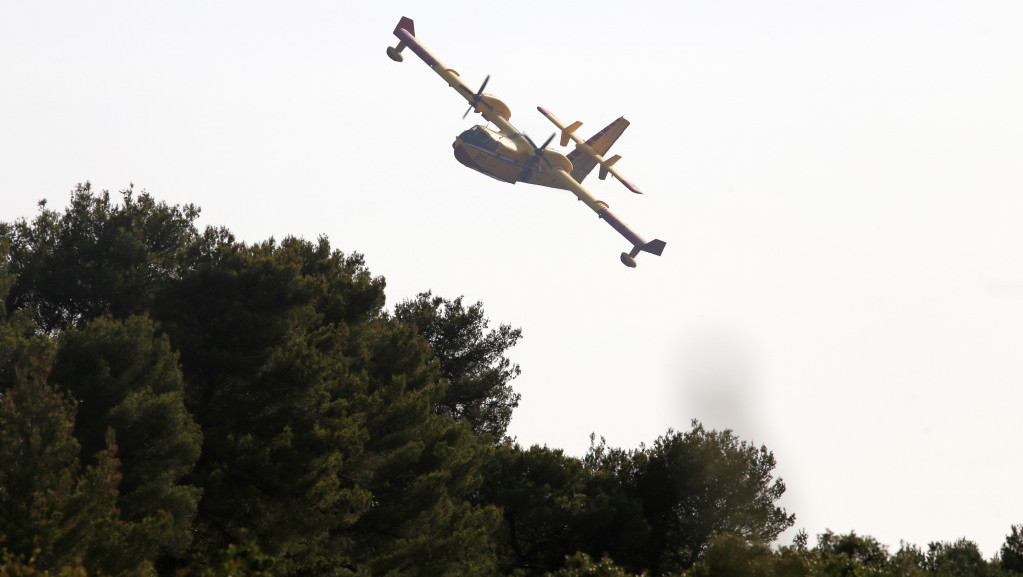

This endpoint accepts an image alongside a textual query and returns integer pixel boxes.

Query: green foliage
[0,240,53,392]
[629,422,795,574]
[3,183,201,333]
[545,553,642,577]
[151,236,500,575]
[150,238,377,571]
[1,549,90,577]
[0,370,153,575]
[685,533,779,577]
[0,240,14,322]
[351,320,502,575]
[476,423,793,576]
[2,190,504,576]
[926,539,989,577]
[812,530,890,577]
[49,316,202,560]
[3,185,924,577]
[889,542,927,577]
[478,443,591,574]
[1001,526,1023,575]
[680,531,996,577]
[194,543,278,577]
[394,291,522,440]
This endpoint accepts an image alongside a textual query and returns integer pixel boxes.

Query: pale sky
[3,0,1022,559]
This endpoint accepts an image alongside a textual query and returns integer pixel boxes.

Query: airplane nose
[452,143,473,168]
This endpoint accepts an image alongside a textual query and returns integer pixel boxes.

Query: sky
[3,0,1022,559]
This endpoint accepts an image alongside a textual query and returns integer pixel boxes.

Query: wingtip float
[387,16,666,268]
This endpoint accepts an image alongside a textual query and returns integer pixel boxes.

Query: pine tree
[49,315,203,561]
[152,239,371,572]
[3,183,201,333]
[1002,525,1023,575]
[0,368,147,575]
[627,422,794,574]
[342,316,500,576]
[394,291,522,440]
[151,236,501,575]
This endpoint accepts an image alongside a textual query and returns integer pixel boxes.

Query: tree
[476,423,794,577]
[926,539,988,577]
[1,254,175,575]
[546,553,643,577]
[394,291,521,439]
[1001,525,1023,575]
[0,239,13,322]
[629,421,795,574]
[577,436,651,573]
[4,187,510,575]
[0,366,147,574]
[685,533,779,577]
[476,443,591,574]
[889,542,927,577]
[48,315,202,561]
[6,185,813,577]
[151,238,375,572]
[152,236,501,575]
[813,530,890,577]
[2,183,201,334]
[342,315,501,576]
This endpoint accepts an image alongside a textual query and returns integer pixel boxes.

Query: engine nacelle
[539,150,574,173]
[479,94,511,120]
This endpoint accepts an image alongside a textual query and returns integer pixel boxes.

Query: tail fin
[567,117,630,183]
[394,16,414,36]
[642,238,666,256]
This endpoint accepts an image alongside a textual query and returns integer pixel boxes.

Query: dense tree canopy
[2,185,1017,577]
[1003,526,1023,574]
[394,292,522,440]
[3,183,201,334]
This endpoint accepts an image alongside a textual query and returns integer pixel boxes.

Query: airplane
[386,16,666,267]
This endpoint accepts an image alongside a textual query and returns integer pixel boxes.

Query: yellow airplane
[386,16,666,267]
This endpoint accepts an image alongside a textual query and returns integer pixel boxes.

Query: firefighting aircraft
[386,16,666,267]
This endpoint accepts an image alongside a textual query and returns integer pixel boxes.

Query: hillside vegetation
[1,184,1019,577]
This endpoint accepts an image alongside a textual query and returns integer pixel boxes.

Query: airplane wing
[547,169,666,267]
[388,17,526,148]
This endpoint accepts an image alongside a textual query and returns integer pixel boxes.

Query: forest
[1,184,1020,577]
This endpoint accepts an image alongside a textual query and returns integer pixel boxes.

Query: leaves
[50,315,202,558]
[3,183,201,333]
[394,292,522,440]
[2,187,809,577]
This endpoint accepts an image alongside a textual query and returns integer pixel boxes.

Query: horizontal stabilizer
[598,154,621,180]
[538,106,641,193]
[560,121,583,147]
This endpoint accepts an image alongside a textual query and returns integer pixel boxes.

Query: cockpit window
[458,125,500,151]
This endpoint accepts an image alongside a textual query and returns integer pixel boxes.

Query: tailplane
[566,117,630,183]
[620,239,666,268]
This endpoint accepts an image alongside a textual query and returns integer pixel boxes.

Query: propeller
[523,133,555,168]
[519,132,556,180]
[461,75,495,119]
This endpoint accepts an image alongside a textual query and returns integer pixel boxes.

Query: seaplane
[386,16,666,267]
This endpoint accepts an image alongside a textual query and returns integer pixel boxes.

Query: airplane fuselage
[452,125,573,189]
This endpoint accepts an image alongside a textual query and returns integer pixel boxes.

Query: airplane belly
[452,141,521,184]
